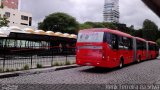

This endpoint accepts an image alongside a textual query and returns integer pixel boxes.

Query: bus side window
[137,40,141,50]
[123,37,129,50]
[128,38,133,50]
[104,32,112,47]
[118,36,124,49]
[111,34,118,50]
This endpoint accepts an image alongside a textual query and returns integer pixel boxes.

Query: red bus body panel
[135,37,147,61]
[76,28,158,68]
[76,28,134,68]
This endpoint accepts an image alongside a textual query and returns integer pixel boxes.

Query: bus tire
[119,58,124,68]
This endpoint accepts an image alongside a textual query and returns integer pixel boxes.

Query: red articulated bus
[134,37,147,62]
[147,41,158,59]
[76,28,159,68]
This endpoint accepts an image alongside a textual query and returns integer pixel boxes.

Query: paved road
[0,59,160,89]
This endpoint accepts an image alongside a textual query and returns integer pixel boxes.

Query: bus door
[128,38,134,63]
[142,42,147,60]
[133,38,137,62]
[110,34,119,66]
[123,37,132,64]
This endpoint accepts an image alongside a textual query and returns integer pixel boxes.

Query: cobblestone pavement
[0,59,160,85]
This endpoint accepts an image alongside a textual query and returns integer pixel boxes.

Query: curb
[0,64,80,79]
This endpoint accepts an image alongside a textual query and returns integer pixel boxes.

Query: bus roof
[79,28,133,38]
[135,37,146,42]
[148,41,156,44]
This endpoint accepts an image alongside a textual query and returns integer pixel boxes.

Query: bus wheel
[119,58,124,68]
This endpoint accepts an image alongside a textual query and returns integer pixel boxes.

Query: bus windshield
[77,32,104,42]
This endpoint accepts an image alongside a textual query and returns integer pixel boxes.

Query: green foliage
[156,39,160,47]
[102,22,117,29]
[38,12,159,42]
[143,19,158,31]
[37,63,43,68]
[23,65,29,70]
[16,68,20,71]
[59,62,64,66]
[10,69,15,72]
[79,23,93,30]
[84,22,105,28]
[79,22,117,30]
[53,62,60,66]
[141,19,158,41]
[0,17,9,27]
[38,12,79,34]
[133,29,143,37]
[72,61,76,64]
[157,31,160,39]
[0,68,2,73]
[65,61,71,65]
[132,19,159,41]
[0,3,4,9]
[5,68,10,72]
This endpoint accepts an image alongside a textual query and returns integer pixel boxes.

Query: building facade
[0,8,32,27]
[0,0,33,28]
[0,0,18,9]
[103,0,119,23]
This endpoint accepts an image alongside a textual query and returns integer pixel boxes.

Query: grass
[16,68,20,71]
[5,68,10,72]
[37,63,43,68]
[72,61,76,64]
[0,60,75,73]
[65,61,71,65]
[23,64,29,70]
[10,69,15,72]
[0,68,2,73]
[53,62,60,66]
[59,62,64,66]
[52,61,75,67]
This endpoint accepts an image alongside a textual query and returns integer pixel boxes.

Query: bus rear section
[76,29,134,68]
[148,41,158,59]
[76,31,107,67]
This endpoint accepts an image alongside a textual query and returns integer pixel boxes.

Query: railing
[0,46,76,72]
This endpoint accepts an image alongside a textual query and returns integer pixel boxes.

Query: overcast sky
[20,0,160,29]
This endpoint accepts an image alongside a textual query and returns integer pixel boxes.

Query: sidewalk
[0,64,80,79]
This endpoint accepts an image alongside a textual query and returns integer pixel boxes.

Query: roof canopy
[142,0,160,17]
[6,32,77,43]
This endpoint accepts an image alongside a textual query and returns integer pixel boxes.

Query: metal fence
[0,32,77,72]
[0,47,76,72]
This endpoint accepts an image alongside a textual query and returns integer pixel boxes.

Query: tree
[143,19,158,31]
[103,22,117,29]
[0,3,4,9]
[38,12,79,34]
[83,22,105,28]
[156,39,160,47]
[142,19,158,41]
[79,23,93,30]
[134,29,143,38]
[79,22,117,30]
[0,17,9,27]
